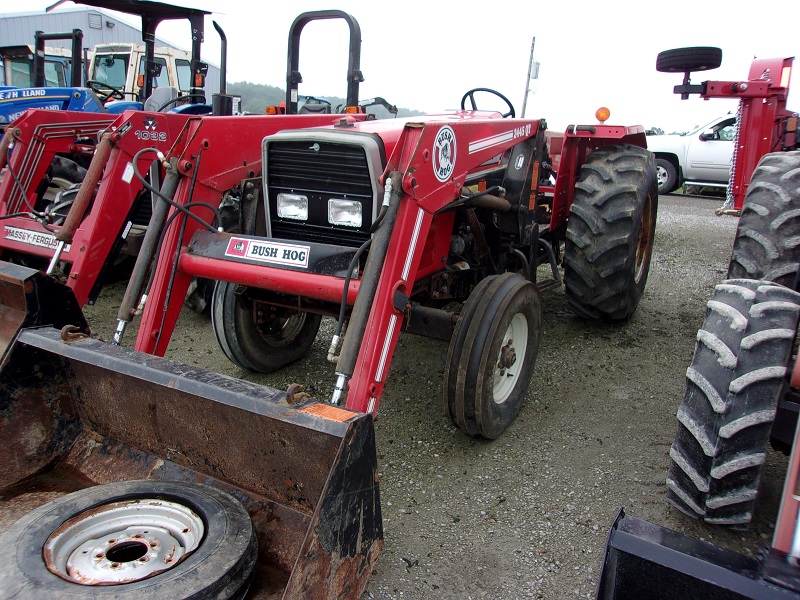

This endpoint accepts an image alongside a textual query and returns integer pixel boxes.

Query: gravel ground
[83,193,787,599]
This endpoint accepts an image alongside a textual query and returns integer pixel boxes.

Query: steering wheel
[156,93,207,113]
[86,80,125,103]
[460,87,516,118]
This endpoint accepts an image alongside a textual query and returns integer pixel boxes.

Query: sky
[16,0,800,134]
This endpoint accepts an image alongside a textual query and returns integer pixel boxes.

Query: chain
[722,100,745,211]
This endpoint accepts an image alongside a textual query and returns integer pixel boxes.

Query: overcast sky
[18,0,800,133]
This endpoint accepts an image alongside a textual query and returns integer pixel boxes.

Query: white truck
[646,113,736,194]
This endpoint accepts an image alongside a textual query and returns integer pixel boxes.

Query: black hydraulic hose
[115,158,182,327]
[132,147,220,231]
[333,238,372,344]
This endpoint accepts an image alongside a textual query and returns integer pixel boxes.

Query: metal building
[0,5,220,94]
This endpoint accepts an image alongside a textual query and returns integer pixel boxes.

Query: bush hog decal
[224,236,310,268]
[433,125,456,182]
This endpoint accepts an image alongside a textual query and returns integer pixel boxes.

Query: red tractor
[106,90,658,437]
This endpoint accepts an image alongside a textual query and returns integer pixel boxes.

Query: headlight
[277,193,308,220]
[328,198,362,227]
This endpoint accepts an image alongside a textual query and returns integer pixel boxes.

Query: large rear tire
[0,480,257,599]
[667,280,800,525]
[727,151,800,289]
[444,273,542,439]
[211,281,322,373]
[564,144,658,321]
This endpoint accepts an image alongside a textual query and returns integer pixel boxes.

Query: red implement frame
[688,56,795,211]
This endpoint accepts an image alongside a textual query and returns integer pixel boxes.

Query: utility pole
[521,36,539,118]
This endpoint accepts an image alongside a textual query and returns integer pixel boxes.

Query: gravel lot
[84,193,787,599]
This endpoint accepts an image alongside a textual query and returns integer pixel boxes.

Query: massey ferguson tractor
[598,46,800,600]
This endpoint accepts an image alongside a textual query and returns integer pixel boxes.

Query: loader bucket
[0,262,88,365]
[597,510,795,600]
[0,262,382,599]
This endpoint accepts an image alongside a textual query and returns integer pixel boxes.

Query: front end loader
[0,262,382,599]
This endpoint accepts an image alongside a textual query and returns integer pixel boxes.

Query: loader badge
[433,125,456,182]
[143,116,157,130]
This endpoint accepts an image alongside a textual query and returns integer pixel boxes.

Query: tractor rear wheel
[211,281,322,373]
[666,279,800,525]
[564,144,658,321]
[727,151,800,289]
[444,273,542,439]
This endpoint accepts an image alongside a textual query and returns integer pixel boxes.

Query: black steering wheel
[460,87,516,118]
[86,80,125,103]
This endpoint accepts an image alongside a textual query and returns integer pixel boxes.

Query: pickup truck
[646,113,735,194]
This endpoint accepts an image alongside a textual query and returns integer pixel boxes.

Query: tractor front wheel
[444,273,542,439]
[564,144,658,321]
[211,281,322,373]
[667,279,800,525]
[727,151,800,289]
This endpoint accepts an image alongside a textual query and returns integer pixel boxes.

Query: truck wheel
[667,280,800,525]
[655,158,679,195]
[564,144,658,321]
[211,280,322,372]
[444,273,542,439]
[656,46,722,73]
[727,151,800,289]
[0,480,257,599]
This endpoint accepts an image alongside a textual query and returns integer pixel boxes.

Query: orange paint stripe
[301,403,355,422]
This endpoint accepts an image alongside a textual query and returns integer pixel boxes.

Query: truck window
[138,56,169,88]
[175,58,191,91]
[92,54,129,88]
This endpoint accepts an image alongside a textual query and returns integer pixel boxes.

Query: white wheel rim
[492,313,528,405]
[44,498,204,585]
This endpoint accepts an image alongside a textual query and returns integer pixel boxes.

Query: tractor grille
[264,137,378,248]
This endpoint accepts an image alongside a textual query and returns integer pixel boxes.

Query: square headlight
[277,193,308,220]
[328,198,362,228]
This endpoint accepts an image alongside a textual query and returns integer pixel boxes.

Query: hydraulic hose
[331,171,403,404]
[113,157,182,343]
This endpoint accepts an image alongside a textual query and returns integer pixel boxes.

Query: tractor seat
[143,86,179,113]
[299,101,331,114]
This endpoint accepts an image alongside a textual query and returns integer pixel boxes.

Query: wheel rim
[254,305,308,346]
[44,498,204,585]
[492,313,528,404]
[634,193,655,284]
[656,165,667,190]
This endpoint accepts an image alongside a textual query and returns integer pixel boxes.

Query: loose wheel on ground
[212,280,322,373]
[727,151,800,289]
[667,279,800,525]
[444,272,543,439]
[0,479,257,599]
[564,144,658,321]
